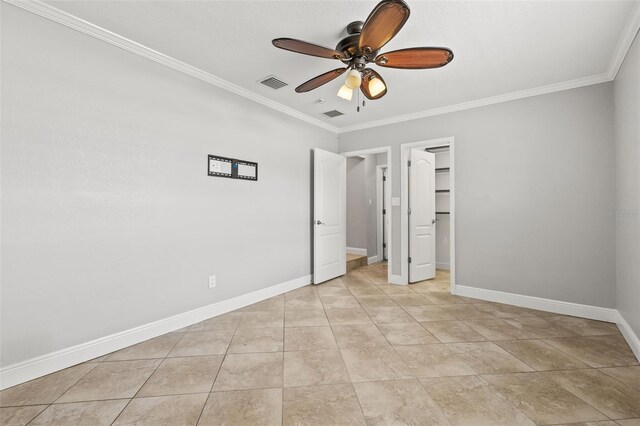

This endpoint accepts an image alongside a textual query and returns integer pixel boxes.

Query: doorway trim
[400,137,456,294]
[340,146,394,284]
[376,164,388,264]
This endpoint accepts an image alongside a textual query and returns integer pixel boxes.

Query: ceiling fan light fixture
[337,84,353,101]
[344,69,362,89]
[368,77,386,97]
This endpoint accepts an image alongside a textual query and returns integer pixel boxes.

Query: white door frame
[400,137,456,294]
[341,146,393,284]
[376,164,389,263]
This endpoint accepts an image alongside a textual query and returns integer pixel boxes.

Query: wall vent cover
[259,75,288,90]
[323,110,344,118]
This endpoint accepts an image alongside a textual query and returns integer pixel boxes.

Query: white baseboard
[455,285,619,323]
[0,275,311,390]
[346,247,367,256]
[455,284,639,363]
[368,256,378,265]
[436,262,450,270]
[615,311,640,362]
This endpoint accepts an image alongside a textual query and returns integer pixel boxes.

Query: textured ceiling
[44,1,637,129]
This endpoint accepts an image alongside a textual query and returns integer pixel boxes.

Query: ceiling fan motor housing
[336,21,380,63]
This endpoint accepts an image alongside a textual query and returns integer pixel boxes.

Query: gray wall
[614,32,640,337]
[436,215,451,268]
[346,153,385,259]
[340,83,616,308]
[0,5,337,367]
[346,157,367,251]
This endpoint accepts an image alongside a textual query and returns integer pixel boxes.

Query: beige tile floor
[2,263,639,425]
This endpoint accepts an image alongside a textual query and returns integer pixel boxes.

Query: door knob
[316,220,325,225]
[432,218,438,224]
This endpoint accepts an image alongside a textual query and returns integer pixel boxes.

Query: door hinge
[383,176,386,181]
[407,160,411,167]
[408,257,412,264]
[383,243,387,248]
[383,208,386,215]
[408,208,412,215]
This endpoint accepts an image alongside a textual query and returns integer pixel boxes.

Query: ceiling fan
[272,0,453,102]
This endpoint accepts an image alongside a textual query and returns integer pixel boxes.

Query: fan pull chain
[357,90,366,113]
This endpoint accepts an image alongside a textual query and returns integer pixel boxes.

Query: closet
[427,145,451,271]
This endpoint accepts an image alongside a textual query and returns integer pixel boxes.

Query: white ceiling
[42,1,638,130]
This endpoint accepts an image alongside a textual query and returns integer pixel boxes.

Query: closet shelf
[424,145,450,152]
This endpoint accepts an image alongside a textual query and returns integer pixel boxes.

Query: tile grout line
[193,311,244,425]
[478,373,541,425]
[528,370,617,422]
[354,265,457,423]
[541,336,636,367]
[12,265,638,425]
[108,328,188,426]
[338,271,371,423]
[543,368,640,422]
[493,338,592,372]
[320,273,368,420]
[349,266,546,425]
[342,266,409,422]
[24,355,105,425]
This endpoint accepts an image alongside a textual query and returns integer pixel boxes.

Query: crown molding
[607,0,640,80]
[3,0,340,134]
[5,0,637,136]
[338,73,611,133]
[339,1,640,134]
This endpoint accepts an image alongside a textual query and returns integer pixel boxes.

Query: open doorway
[400,137,456,293]
[341,147,393,283]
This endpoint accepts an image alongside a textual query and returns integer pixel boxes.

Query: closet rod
[436,212,450,215]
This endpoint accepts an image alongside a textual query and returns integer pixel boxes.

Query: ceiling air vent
[323,110,344,118]
[259,75,288,90]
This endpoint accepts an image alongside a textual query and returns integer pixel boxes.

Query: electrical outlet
[208,275,216,288]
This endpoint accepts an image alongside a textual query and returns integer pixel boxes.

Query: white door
[314,148,346,284]
[409,149,436,282]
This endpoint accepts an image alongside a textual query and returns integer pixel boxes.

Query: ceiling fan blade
[375,47,454,69]
[361,69,388,100]
[295,68,348,93]
[272,38,345,60]
[359,0,410,53]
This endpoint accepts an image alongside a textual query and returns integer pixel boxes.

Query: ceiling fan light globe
[337,85,353,101]
[344,69,362,89]
[368,77,386,97]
